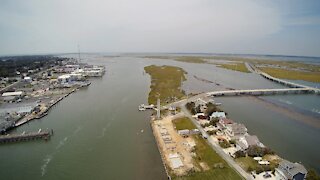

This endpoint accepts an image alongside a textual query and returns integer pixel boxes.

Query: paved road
[180,105,253,180]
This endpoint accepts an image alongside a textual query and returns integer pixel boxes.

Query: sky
[1,0,320,57]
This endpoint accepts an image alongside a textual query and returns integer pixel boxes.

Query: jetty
[138,104,155,111]
[0,129,53,144]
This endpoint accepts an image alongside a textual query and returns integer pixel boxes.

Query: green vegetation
[219,139,231,149]
[173,117,197,130]
[170,117,242,179]
[0,55,66,77]
[144,65,187,105]
[258,67,320,83]
[216,63,250,73]
[235,156,278,174]
[174,56,208,64]
[173,134,243,180]
[205,102,222,116]
[145,55,320,82]
[247,145,274,157]
[186,102,197,115]
[307,169,320,180]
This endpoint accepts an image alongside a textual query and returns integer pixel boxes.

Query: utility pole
[77,44,81,63]
[157,98,161,119]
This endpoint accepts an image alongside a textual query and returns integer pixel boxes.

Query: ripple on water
[56,137,68,150]
[41,155,52,176]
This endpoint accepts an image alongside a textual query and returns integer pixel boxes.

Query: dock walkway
[0,129,53,144]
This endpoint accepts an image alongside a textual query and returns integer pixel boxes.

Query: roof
[246,135,260,146]
[170,157,184,169]
[210,112,226,118]
[220,118,234,124]
[278,160,307,179]
[228,123,247,135]
[178,129,190,134]
[2,91,23,97]
[2,96,16,101]
[58,74,71,79]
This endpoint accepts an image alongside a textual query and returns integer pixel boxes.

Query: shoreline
[13,88,77,128]
[150,117,172,180]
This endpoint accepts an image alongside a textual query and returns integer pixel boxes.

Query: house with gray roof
[275,160,307,180]
[225,123,247,139]
[236,135,264,150]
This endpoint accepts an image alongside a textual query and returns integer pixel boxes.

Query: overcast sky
[1,0,320,56]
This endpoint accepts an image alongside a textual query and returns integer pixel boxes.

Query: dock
[0,129,53,144]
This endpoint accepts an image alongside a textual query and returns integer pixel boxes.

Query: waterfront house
[275,160,307,180]
[236,135,264,150]
[195,97,215,112]
[225,123,247,139]
[210,111,226,120]
[217,118,234,129]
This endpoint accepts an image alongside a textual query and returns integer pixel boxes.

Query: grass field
[173,134,243,180]
[172,117,197,130]
[171,117,242,180]
[216,63,250,73]
[174,56,208,64]
[259,67,320,83]
[235,156,279,173]
[144,65,187,105]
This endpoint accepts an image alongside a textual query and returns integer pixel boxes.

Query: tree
[234,150,246,158]
[195,105,201,113]
[219,139,231,148]
[247,145,274,157]
[205,102,222,116]
[185,102,196,115]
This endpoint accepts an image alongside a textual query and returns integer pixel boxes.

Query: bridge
[206,87,319,97]
[247,62,317,89]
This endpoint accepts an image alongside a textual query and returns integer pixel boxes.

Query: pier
[0,129,53,144]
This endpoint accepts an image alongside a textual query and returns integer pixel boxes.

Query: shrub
[247,145,274,157]
[219,139,231,148]
[234,150,246,158]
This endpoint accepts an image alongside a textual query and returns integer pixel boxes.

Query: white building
[2,91,24,97]
[23,76,32,83]
[210,111,226,120]
[57,74,71,84]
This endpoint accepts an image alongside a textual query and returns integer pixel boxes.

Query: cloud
[287,16,320,26]
[2,0,318,56]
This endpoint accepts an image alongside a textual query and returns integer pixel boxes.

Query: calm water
[0,55,319,179]
[0,57,167,180]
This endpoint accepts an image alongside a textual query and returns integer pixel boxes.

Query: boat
[138,104,146,111]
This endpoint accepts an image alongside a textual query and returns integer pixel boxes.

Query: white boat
[138,104,146,111]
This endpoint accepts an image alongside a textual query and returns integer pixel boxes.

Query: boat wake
[73,126,83,135]
[41,155,52,176]
[312,108,320,114]
[279,98,293,105]
[56,137,68,150]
